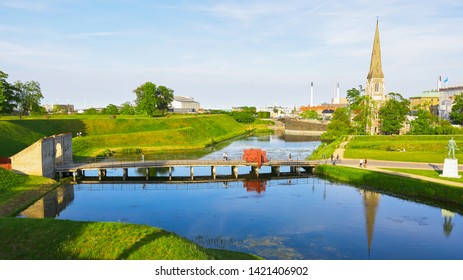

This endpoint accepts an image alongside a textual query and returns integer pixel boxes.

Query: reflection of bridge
[55,159,320,181]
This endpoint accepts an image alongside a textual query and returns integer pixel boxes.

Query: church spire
[367,19,384,79]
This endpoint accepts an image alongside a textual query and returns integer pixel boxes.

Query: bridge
[55,158,320,182]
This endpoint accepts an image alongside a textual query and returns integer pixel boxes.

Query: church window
[375,83,379,92]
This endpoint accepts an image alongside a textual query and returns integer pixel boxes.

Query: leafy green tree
[229,111,255,123]
[450,93,463,124]
[320,107,352,141]
[300,110,318,119]
[0,70,19,114]
[346,87,371,134]
[14,80,43,116]
[134,82,174,116]
[119,102,135,115]
[84,107,98,115]
[101,104,119,115]
[379,92,410,135]
[409,109,435,135]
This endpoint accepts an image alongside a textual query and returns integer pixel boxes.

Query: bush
[229,112,255,123]
[0,168,27,192]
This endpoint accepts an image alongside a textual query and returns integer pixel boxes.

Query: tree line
[0,70,44,116]
[322,87,463,141]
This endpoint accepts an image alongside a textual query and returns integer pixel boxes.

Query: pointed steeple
[367,19,384,79]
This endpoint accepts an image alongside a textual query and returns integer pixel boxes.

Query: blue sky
[1,0,462,109]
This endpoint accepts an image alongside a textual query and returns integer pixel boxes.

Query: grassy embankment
[315,165,463,214]
[344,135,463,162]
[0,114,252,158]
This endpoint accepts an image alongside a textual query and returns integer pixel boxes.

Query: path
[332,137,463,188]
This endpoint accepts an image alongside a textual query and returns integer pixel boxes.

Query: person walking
[141,153,145,162]
[359,158,364,167]
[364,158,367,168]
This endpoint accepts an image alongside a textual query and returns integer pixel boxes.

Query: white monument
[440,137,461,178]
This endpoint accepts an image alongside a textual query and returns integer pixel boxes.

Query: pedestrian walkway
[331,136,463,188]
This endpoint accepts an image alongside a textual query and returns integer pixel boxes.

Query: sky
[1,0,462,109]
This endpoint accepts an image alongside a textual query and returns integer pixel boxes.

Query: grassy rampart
[315,164,463,213]
[0,114,248,157]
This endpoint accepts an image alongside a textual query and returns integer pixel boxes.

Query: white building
[170,96,200,113]
[438,85,463,120]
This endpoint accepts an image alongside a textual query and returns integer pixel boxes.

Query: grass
[0,114,250,157]
[315,164,463,213]
[0,218,261,260]
[383,168,463,184]
[344,135,463,162]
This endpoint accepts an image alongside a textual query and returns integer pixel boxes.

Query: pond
[18,134,463,259]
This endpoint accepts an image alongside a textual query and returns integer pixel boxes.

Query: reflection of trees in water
[442,209,454,237]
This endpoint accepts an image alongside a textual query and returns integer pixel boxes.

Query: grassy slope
[344,135,463,162]
[0,114,247,157]
[0,218,261,260]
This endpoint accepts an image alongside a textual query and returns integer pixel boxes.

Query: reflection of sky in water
[24,178,463,260]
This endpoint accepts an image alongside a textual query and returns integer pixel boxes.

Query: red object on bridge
[242,148,268,168]
[0,157,12,170]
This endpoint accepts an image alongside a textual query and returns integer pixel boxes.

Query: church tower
[365,19,386,135]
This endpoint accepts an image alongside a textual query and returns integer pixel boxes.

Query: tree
[320,107,352,141]
[346,87,371,134]
[300,110,318,119]
[449,93,463,124]
[134,82,174,116]
[14,80,43,116]
[101,104,119,115]
[119,102,135,115]
[378,92,409,135]
[84,107,98,115]
[0,70,19,114]
[409,109,435,135]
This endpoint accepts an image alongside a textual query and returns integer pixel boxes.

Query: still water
[19,134,463,259]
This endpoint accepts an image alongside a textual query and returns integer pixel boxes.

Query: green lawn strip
[0,218,260,260]
[343,135,462,162]
[315,164,463,213]
[382,168,463,184]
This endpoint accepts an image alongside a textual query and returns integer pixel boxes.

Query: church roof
[367,20,384,79]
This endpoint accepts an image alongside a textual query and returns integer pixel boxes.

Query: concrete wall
[10,132,73,178]
[284,119,327,136]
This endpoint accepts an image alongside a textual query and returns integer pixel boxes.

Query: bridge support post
[145,168,149,180]
[98,169,106,181]
[169,167,172,181]
[271,166,280,176]
[231,166,238,179]
[251,166,260,178]
[190,166,194,180]
[211,166,216,180]
[123,168,128,181]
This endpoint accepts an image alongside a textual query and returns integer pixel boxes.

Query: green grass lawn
[344,135,463,162]
[382,168,463,184]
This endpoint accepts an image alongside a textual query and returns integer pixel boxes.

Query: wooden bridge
[55,158,320,182]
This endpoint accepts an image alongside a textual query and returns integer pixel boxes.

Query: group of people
[330,154,340,165]
[359,158,368,168]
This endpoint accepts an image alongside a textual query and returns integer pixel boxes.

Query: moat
[19,134,463,259]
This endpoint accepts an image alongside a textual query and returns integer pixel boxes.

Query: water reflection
[442,209,454,237]
[360,190,381,256]
[20,185,74,218]
[243,180,267,193]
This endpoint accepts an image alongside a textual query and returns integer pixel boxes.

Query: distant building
[438,85,463,120]
[170,96,200,113]
[409,90,440,116]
